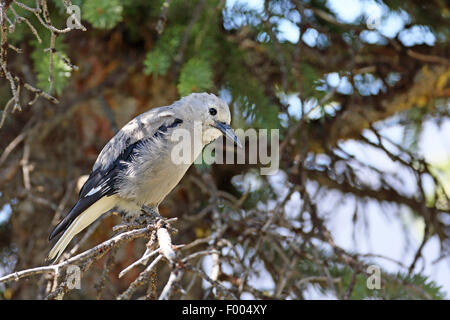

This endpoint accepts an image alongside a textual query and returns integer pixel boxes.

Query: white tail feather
[48,196,117,261]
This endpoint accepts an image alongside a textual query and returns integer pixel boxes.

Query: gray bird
[48,93,241,261]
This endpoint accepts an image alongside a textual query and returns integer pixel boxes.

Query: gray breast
[115,121,198,207]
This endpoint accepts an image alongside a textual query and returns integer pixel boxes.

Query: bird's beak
[214,121,242,148]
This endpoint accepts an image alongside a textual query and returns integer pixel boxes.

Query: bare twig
[0,0,80,128]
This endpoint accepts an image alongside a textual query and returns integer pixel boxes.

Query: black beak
[214,121,242,148]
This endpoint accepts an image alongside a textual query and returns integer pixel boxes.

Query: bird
[47,92,241,261]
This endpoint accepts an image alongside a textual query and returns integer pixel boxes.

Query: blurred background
[0,0,449,299]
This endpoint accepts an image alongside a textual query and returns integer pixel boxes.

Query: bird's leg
[122,205,161,226]
[141,205,162,220]
[117,206,159,231]
[118,205,164,228]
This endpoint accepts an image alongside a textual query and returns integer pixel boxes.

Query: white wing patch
[84,178,111,197]
[85,185,102,197]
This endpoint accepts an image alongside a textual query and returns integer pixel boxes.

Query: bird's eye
[209,108,217,116]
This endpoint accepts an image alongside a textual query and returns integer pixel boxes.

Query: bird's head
[177,93,242,147]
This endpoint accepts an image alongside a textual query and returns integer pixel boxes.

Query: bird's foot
[141,205,162,220]
[121,205,161,227]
